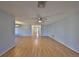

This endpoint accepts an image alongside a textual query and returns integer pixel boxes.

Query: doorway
[32,25,41,38]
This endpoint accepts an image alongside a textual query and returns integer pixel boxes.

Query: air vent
[38,1,46,8]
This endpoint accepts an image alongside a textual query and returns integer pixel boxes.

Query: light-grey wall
[15,24,32,36]
[0,10,15,55]
[42,12,79,53]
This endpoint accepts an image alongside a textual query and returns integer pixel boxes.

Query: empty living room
[0,0,79,58]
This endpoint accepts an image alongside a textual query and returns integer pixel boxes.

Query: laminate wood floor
[1,36,79,57]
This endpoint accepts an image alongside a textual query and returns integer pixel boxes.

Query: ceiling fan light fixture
[38,20,42,23]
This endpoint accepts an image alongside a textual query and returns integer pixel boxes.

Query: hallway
[0,1,79,57]
[2,36,79,57]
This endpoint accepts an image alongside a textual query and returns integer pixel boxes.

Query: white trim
[0,44,15,56]
[49,35,79,54]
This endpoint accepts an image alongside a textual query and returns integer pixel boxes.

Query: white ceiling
[0,1,79,25]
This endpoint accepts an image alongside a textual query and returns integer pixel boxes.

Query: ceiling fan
[32,14,48,24]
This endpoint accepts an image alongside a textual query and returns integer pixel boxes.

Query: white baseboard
[49,35,79,54]
[0,44,15,56]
